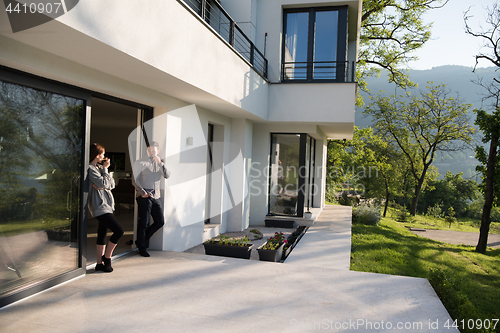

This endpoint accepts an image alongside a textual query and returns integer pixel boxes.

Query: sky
[408,0,497,70]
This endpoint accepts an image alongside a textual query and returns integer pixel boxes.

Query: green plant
[392,204,414,223]
[445,207,457,228]
[262,242,281,250]
[249,229,260,234]
[206,235,250,247]
[426,202,443,219]
[428,269,486,333]
[352,204,381,226]
[267,232,286,243]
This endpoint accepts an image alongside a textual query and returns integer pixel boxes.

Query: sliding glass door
[0,70,87,305]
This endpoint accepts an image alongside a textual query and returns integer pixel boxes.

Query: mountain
[355,65,498,179]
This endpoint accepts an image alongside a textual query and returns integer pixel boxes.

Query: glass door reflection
[269,134,301,216]
[0,79,83,298]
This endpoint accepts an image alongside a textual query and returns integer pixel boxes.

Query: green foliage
[428,269,482,333]
[352,204,381,226]
[327,127,403,209]
[365,83,475,215]
[206,236,250,247]
[358,0,448,102]
[337,191,359,206]
[262,242,281,251]
[475,108,500,206]
[419,171,479,217]
[426,202,443,219]
[444,207,457,228]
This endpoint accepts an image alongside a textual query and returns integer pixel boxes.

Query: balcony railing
[181,0,268,79]
[282,61,356,83]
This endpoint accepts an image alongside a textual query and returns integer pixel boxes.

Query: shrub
[338,191,360,206]
[392,203,414,223]
[444,207,457,228]
[426,202,443,219]
[352,204,381,226]
[428,269,485,333]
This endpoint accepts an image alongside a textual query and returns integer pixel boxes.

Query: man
[132,141,170,257]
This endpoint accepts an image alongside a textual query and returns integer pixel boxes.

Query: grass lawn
[387,210,500,235]
[351,217,500,332]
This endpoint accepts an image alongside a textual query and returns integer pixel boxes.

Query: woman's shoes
[100,255,113,273]
[95,263,106,272]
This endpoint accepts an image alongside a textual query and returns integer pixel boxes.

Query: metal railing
[282,61,356,83]
[182,0,268,79]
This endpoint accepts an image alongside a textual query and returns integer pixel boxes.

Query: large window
[0,74,86,304]
[282,6,348,82]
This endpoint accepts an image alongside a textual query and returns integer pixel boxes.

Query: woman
[88,143,124,272]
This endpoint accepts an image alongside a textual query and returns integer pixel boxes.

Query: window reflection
[284,11,309,80]
[283,7,344,81]
[269,134,301,216]
[0,80,83,297]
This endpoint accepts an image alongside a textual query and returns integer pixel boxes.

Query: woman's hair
[89,143,105,162]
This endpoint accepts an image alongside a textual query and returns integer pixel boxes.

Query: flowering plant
[268,232,287,243]
[261,232,287,250]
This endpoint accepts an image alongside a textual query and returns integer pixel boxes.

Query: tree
[418,171,478,217]
[358,0,449,95]
[327,127,404,215]
[365,83,475,216]
[465,3,500,254]
[474,109,500,253]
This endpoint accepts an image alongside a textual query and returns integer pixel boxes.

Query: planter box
[265,219,295,228]
[203,242,253,260]
[281,244,293,261]
[257,242,285,262]
[281,226,309,261]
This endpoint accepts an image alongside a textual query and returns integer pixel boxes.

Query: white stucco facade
[0,0,361,255]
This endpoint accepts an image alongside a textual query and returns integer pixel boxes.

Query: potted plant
[257,232,287,262]
[203,235,253,259]
[304,211,313,219]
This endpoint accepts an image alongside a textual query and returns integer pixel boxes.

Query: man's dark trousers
[136,196,165,250]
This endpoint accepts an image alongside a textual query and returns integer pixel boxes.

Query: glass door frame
[267,133,315,218]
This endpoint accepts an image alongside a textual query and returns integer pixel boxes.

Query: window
[282,6,348,82]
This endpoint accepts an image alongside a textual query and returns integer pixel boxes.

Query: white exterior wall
[0,0,361,252]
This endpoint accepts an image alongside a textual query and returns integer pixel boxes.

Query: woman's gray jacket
[88,164,115,217]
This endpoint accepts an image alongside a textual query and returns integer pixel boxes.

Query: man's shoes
[138,249,150,257]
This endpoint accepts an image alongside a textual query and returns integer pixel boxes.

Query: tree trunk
[476,133,498,253]
[383,178,389,217]
[410,181,423,216]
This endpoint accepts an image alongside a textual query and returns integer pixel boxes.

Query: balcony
[181,0,268,79]
[282,61,356,83]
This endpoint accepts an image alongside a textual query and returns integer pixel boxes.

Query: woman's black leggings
[96,213,124,245]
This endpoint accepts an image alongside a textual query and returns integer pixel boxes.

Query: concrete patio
[0,206,457,332]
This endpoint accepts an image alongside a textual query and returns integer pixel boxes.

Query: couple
[88,141,170,272]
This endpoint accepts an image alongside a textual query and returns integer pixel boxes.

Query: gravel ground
[184,227,296,261]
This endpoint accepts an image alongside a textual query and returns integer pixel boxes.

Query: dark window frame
[281,6,348,83]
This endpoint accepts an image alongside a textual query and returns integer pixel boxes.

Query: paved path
[0,206,457,332]
[410,229,500,249]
